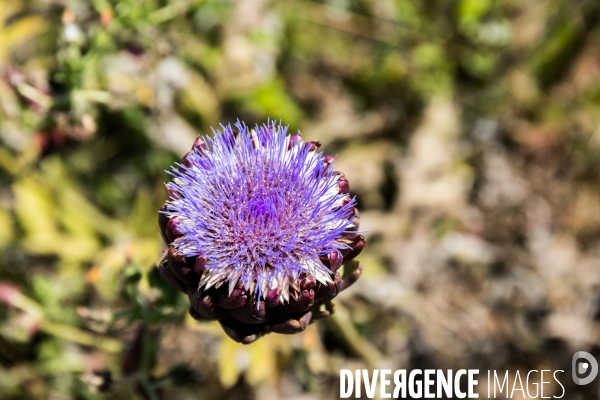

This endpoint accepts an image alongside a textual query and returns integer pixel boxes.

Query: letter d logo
[572,351,598,385]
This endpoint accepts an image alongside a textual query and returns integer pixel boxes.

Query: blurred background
[1,0,600,399]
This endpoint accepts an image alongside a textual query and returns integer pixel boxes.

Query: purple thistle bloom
[164,121,355,301]
[158,120,365,343]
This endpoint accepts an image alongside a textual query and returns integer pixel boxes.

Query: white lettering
[541,370,551,398]
[363,369,378,398]
[340,367,566,399]
[424,370,435,398]
[393,370,406,398]
[438,370,452,398]
[455,370,466,399]
[511,371,525,398]
[468,369,479,398]
[527,370,539,398]
[381,369,391,398]
[409,370,423,398]
[553,370,565,399]
[340,370,353,398]
[493,371,508,397]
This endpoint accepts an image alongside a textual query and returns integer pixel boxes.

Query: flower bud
[192,136,208,151]
[166,217,184,242]
[158,121,365,343]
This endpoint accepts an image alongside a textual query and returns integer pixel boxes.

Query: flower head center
[244,191,283,229]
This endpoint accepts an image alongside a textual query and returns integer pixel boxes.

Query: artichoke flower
[158,121,365,344]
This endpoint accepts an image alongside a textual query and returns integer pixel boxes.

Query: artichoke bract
[158,121,365,344]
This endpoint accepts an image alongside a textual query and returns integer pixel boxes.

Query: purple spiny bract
[164,121,356,303]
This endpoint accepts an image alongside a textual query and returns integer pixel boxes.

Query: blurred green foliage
[1,0,600,399]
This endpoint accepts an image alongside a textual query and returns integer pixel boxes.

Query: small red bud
[193,255,207,275]
[179,151,194,170]
[341,196,352,207]
[166,217,184,242]
[192,136,208,151]
[299,273,316,290]
[218,288,248,309]
[342,235,365,262]
[338,180,350,194]
[308,140,322,151]
[164,183,180,199]
[323,155,335,165]
[328,251,343,272]
[265,288,282,307]
[288,132,303,149]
